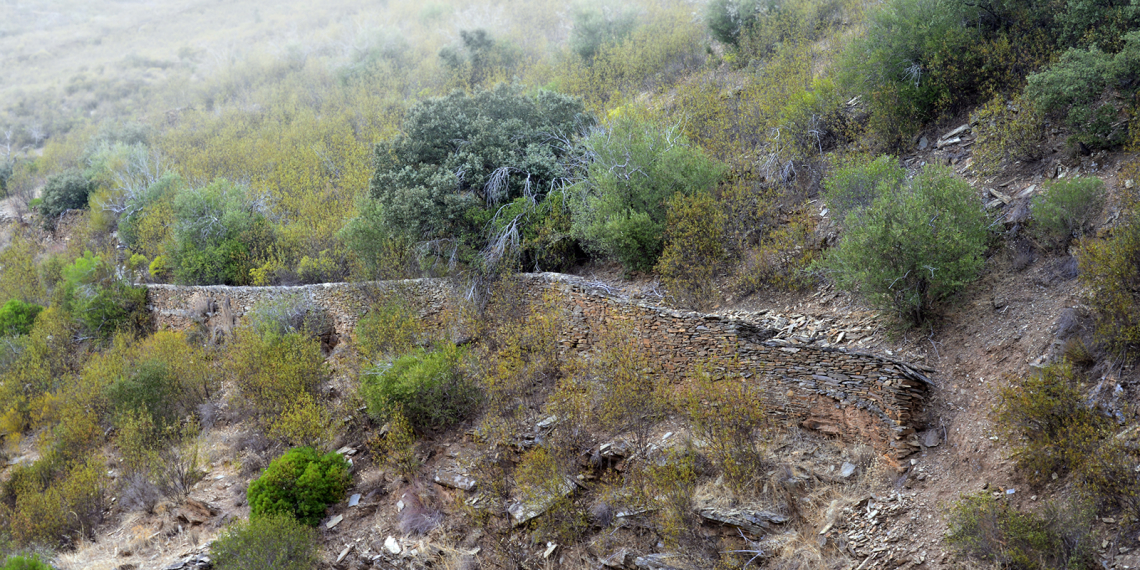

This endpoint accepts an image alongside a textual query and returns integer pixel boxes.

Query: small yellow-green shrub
[1031,177,1105,250]
[478,292,563,437]
[211,513,319,570]
[360,343,479,432]
[5,458,105,548]
[227,328,325,422]
[367,407,419,480]
[995,360,1140,520]
[971,94,1046,176]
[514,446,586,543]
[268,392,336,451]
[995,361,1108,484]
[946,493,1095,569]
[656,191,726,310]
[1077,193,1140,357]
[680,368,771,494]
[354,296,423,361]
[735,209,820,293]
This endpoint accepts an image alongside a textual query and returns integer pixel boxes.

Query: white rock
[840,462,857,478]
[336,544,354,564]
[384,536,402,554]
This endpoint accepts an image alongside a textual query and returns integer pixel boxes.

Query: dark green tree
[707,0,763,47]
[570,6,637,60]
[367,84,590,267]
[39,169,92,226]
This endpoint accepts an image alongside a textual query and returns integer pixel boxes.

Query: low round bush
[38,169,92,225]
[361,343,481,432]
[1031,177,1105,249]
[0,300,43,337]
[211,513,318,570]
[247,447,350,526]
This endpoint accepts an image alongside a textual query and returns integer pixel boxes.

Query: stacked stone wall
[145,273,933,459]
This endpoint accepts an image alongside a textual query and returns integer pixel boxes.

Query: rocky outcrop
[144,273,933,459]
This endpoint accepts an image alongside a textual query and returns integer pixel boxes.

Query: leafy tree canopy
[568,115,724,273]
[368,84,591,258]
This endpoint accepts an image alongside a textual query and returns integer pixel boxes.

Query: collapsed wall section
[530,274,932,460]
[145,274,932,459]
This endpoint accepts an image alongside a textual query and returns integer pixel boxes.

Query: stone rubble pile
[817,491,934,570]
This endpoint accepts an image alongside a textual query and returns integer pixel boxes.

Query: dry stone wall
[145,273,933,459]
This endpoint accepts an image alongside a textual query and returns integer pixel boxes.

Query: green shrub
[338,196,414,280]
[38,169,92,226]
[108,359,182,429]
[170,179,274,285]
[568,115,724,272]
[0,554,53,570]
[656,191,726,309]
[227,329,325,422]
[211,513,319,570]
[1031,177,1105,249]
[1025,48,1110,115]
[60,251,150,338]
[819,163,989,325]
[1025,33,1140,150]
[840,0,1056,148]
[779,76,851,162]
[822,155,905,226]
[995,361,1110,484]
[101,331,213,450]
[1056,0,1140,51]
[369,84,588,267]
[1077,195,1140,357]
[707,0,762,48]
[247,447,350,526]
[361,343,479,432]
[971,94,1046,176]
[946,493,1095,570]
[354,297,423,361]
[0,300,43,337]
[117,172,184,256]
